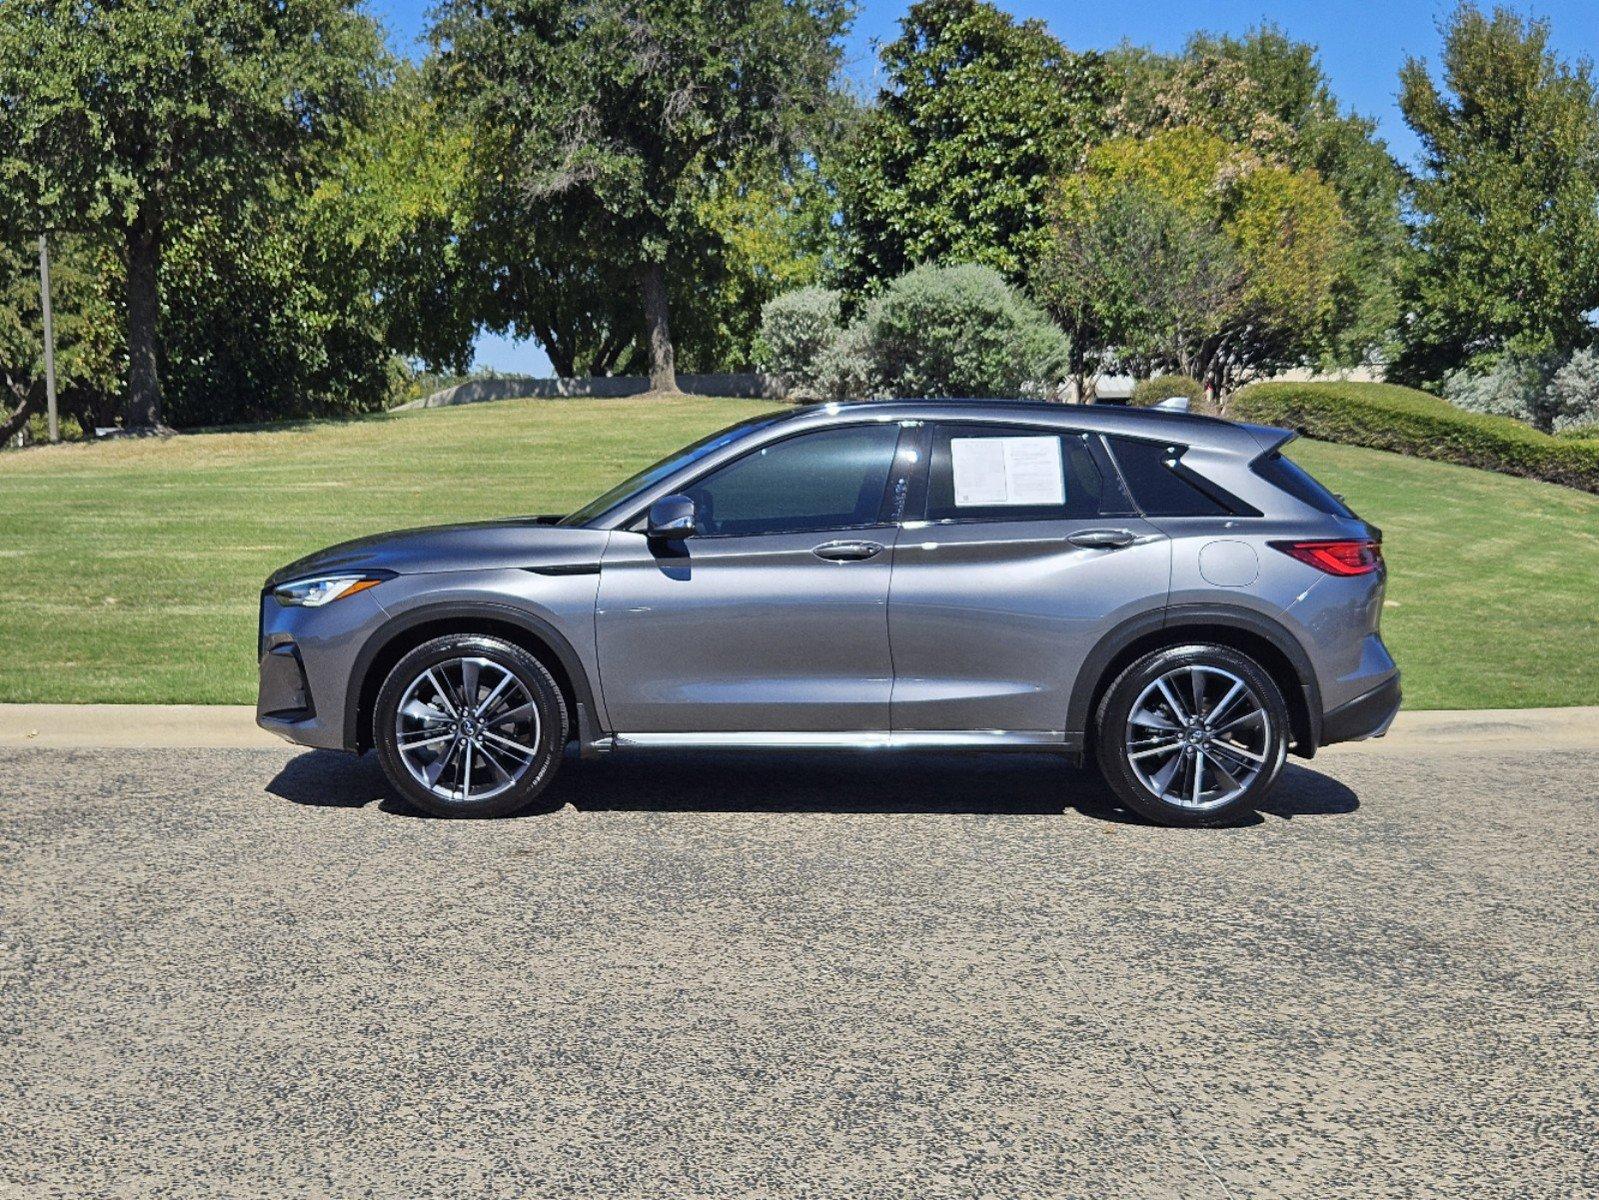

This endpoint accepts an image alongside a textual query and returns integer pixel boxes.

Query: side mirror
[646,493,698,539]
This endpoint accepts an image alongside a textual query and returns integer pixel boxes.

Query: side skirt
[592,730,1082,754]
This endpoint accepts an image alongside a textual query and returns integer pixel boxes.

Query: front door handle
[812,540,885,562]
[1068,528,1138,550]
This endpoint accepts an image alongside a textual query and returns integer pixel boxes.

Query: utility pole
[38,233,59,443]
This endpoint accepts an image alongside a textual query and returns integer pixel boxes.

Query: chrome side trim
[606,730,1069,751]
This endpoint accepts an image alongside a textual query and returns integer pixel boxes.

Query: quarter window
[1105,436,1233,517]
[923,424,1111,522]
[684,424,901,537]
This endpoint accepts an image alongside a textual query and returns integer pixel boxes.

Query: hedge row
[1231,381,1599,495]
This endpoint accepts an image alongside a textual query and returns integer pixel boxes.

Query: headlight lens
[272,573,389,608]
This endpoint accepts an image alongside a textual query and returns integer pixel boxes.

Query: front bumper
[1320,673,1401,746]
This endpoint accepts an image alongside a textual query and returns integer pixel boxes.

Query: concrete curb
[1,703,1594,752]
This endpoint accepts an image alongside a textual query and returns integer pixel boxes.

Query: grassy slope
[1,398,1595,708]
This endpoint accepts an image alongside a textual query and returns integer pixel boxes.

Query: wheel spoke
[1149,753,1183,797]
[473,672,513,720]
[1129,739,1183,761]
[402,699,449,725]
[1207,680,1246,725]
[1155,677,1191,723]
[490,701,536,727]
[424,669,460,719]
[424,738,460,787]
[482,729,536,758]
[1188,668,1207,720]
[398,731,452,752]
[460,659,482,713]
[475,739,516,781]
[1212,739,1264,765]
[1190,751,1205,805]
[1212,708,1263,735]
[1130,708,1180,731]
[1200,749,1244,795]
[460,743,474,798]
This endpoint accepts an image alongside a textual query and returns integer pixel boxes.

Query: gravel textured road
[2,736,1595,1199]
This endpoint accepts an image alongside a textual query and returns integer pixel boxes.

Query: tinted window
[924,424,1110,522]
[1252,451,1355,517]
[685,424,900,536]
[560,412,785,526]
[1106,437,1232,517]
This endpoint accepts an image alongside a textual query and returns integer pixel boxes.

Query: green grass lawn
[1,396,1595,709]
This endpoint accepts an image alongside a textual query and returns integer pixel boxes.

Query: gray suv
[258,401,1399,826]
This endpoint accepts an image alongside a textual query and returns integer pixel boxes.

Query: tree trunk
[639,260,679,394]
[124,207,164,429]
[0,378,43,444]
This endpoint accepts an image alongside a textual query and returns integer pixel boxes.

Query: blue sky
[369,0,1599,375]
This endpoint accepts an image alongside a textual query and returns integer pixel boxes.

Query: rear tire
[1094,643,1289,827]
[373,634,567,818]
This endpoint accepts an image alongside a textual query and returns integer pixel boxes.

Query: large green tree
[837,0,1104,291]
[1108,25,1404,367]
[0,0,384,428]
[1037,128,1351,398]
[430,0,850,393]
[1392,4,1599,387]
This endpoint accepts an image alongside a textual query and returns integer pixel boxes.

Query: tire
[1094,643,1290,827]
[373,634,568,819]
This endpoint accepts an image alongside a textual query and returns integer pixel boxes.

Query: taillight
[1270,539,1382,576]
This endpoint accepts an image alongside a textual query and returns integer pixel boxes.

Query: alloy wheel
[393,656,541,802]
[1123,664,1271,812]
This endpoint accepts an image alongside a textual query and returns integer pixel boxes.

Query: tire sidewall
[1095,644,1290,827]
[374,635,567,818]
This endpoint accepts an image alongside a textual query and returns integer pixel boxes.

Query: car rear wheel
[1094,644,1289,827]
[373,634,567,818]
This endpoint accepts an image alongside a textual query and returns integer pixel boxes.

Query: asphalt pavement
[1,721,1595,1198]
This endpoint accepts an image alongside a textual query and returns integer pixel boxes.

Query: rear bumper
[1320,673,1401,747]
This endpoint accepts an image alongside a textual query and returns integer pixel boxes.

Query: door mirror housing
[646,493,698,539]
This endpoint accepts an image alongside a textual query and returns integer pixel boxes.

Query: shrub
[1443,354,1558,429]
[1548,348,1599,432]
[850,263,1070,399]
[1232,381,1599,494]
[1130,374,1204,408]
[755,287,843,401]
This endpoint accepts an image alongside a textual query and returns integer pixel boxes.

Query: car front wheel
[373,634,567,818]
[1094,644,1289,826]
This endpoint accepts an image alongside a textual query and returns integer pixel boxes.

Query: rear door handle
[1067,528,1138,550]
[812,540,885,562]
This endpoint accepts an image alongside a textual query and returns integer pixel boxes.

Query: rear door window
[924,424,1112,522]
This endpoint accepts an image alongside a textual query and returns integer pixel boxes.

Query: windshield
[558,412,787,527]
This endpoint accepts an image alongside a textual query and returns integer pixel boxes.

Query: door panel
[596,529,894,732]
[888,519,1170,731]
[888,421,1170,733]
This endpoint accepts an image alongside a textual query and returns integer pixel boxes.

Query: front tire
[1094,644,1289,827]
[373,634,567,818]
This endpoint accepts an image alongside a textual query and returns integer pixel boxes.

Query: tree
[431,0,850,393]
[1032,181,1244,400]
[0,0,385,428]
[1107,26,1404,367]
[1038,128,1349,397]
[837,0,1104,291]
[1393,4,1599,387]
[0,234,121,442]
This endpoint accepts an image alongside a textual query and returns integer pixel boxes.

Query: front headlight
[272,572,391,608]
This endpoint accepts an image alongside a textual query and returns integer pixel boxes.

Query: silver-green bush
[754,286,844,401]
[851,263,1070,399]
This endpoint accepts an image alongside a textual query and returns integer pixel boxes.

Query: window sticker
[950,436,1065,507]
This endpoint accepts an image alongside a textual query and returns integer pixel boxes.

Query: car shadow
[266,747,1358,827]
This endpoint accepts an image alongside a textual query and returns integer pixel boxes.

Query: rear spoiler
[1238,422,1297,456]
